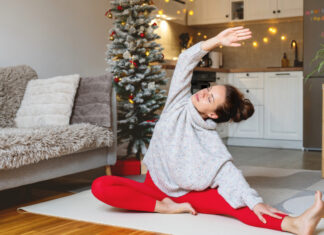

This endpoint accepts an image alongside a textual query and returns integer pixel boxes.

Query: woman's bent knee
[91,175,114,200]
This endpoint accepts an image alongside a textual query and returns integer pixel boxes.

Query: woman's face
[191,85,226,120]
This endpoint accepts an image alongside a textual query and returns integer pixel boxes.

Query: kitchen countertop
[161,63,303,73]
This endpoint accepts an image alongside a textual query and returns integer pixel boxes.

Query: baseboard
[224,137,303,150]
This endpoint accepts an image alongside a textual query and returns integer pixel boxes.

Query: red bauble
[111,31,116,36]
[140,33,145,37]
[114,77,120,83]
[129,94,134,99]
[152,22,157,26]
[117,5,123,11]
[129,60,138,68]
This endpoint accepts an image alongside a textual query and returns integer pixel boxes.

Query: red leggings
[91,171,287,232]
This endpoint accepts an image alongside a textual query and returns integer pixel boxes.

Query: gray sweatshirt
[142,41,263,210]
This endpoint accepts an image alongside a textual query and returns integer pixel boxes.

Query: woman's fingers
[264,210,282,219]
[255,212,267,224]
[270,207,289,215]
[237,35,252,41]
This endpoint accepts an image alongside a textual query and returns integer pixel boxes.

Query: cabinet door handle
[225,14,229,18]
[246,73,249,76]
[216,77,220,80]
[277,9,281,13]
[275,73,290,76]
[246,89,249,93]
[273,10,276,14]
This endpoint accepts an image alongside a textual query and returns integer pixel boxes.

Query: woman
[92,26,324,234]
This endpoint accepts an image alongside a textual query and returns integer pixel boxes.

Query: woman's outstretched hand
[201,26,252,51]
[253,203,288,224]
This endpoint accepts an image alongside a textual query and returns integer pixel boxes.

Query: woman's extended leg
[169,188,324,234]
[91,171,196,214]
[91,173,165,212]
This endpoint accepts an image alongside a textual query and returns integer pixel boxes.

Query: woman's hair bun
[232,98,254,122]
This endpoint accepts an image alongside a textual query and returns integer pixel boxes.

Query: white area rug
[18,166,324,235]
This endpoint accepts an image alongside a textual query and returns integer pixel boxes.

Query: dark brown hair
[211,84,254,123]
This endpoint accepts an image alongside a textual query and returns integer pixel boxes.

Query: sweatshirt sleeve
[162,41,209,113]
[211,160,264,210]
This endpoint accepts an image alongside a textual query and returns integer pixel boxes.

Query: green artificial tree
[105,0,168,160]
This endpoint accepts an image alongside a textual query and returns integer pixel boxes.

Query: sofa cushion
[15,74,80,128]
[70,73,113,128]
[0,65,38,128]
[0,123,113,169]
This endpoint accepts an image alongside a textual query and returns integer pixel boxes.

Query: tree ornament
[121,21,126,26]
[105,9,113,18]
[140,33,145,38]
[152,22,157,27]
[116,95,121,101]
[129,60,138,68]
[110,36,114,40]
[129,94,134,99]
[145,50,150,56]
[129,99,134,104]
[144,10,149,16]
[114,77,121,83]
[117,5,123,11]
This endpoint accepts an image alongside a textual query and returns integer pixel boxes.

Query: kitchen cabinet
[245,0,303,21]
[187,0,302,25]
[187,0,230,26]
[228,72,264,138]
[263,71,303,140]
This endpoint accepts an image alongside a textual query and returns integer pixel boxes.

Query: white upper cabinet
[246,0,303,21]
[276,0,303,18]
[245,0,276,21]
[187,0,230,25]
[187,0,303,25]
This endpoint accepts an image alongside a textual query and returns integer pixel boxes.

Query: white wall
[0,0,112,79]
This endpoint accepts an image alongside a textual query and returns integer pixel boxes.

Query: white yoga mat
[18,166,324,235]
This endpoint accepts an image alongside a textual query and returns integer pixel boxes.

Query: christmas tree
[105,0,168,160]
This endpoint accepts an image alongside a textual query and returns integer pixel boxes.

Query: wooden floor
[0,146,321,234]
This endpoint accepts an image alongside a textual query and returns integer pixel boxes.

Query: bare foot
[294,191,324,235]
[155,197,198,215]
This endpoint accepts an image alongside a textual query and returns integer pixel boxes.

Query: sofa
[0,65,117,191]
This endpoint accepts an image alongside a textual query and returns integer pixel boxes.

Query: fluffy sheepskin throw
[0,123,113,169]
[0,65,38,128]
[15,74,80,128]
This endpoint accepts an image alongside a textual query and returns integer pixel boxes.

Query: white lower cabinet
[229,105,264,138]
[263,72,303,140]
[215,71,303,149]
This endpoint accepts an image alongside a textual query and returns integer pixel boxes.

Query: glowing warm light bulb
[203,35,207,39]
[189,0,194,2]
[253,41,258,47]
[263,37,269,43]
[268,27,277,34]
[219,45,223,48]
[189,10,194,16]
[183,8,187,13]
[158,10,163,15]
[197,32,201,36]
[281,35,286,40]
[177,10,181,14]
[165,0,169,2]
[292,41,296,47]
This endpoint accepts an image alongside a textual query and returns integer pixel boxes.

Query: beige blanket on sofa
[0,123,113,169]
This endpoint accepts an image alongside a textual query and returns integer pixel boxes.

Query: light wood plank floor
[0,146,321,234]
